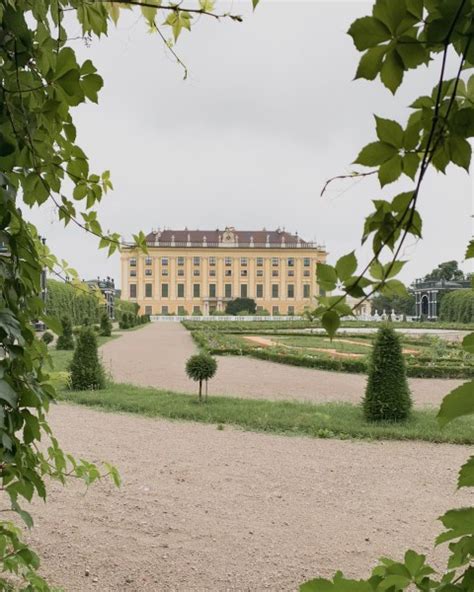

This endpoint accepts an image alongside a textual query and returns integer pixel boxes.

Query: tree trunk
[205,379,208,401]
[198,380,202,402]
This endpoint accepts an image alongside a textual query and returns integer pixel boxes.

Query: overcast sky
[27,1,472,288]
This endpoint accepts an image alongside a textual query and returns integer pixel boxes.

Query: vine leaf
[438,381,474,427]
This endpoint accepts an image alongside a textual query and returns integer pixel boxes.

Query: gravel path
[101,323,462,408]
[28,404,472,591]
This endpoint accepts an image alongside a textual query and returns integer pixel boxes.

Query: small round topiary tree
[100,312,112,337]
[56,316,74,350]
[69,327,105,391]
[185,353,218,402]
[41,331,54,345]
[363,324,412,422]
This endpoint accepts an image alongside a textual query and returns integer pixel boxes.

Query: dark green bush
[41,331,54,345]
[439,289,474,323]
[185,353,218,401]
[225,298,257,315]
[56,316,74,350]
[100,312,112,337]
[363,325,412,422]
[69,328,105,390]
[46,279,102,326]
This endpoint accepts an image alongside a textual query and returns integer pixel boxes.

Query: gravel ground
[101,323,462,408]
[27,404,472,591]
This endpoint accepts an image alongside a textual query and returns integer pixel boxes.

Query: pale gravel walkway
[101,323,462,408]
[28,404,472,591]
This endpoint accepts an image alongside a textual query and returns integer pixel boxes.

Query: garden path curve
[101,322,463,407]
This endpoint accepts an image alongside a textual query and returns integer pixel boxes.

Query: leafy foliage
[371,292,415,316]
[363,325,412,422]
[41,331,54,345]
[185,353,218,401]
[69,327,106,391]
[46,279,103,326]
[100,312,112,337]
[439,290,474,323]
[425,260,466,282]
[55,316,74,350]
[225,297,257,315]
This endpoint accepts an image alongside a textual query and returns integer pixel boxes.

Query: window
[129,284,137,298]
[145,305,152,315]
[303,284,310,298]
[225,257,232,266]
[303,270,310,277]
[193,306,201,314]
[304,258,310,267]
[209,284,216,298]
[272,270,279,277]
[209,269,216,277]
[193,284,200,298]
[130,258,137,267]
[225,269,232,277]
[178,269,185,277]
[193,256,200,266]
[256,257,264,267]
[177,257,185,266]
[287,258,295,267]
[287,284,295,298]
[145,268,152,276]
[130,269,137,277]
[161,283,169,298]
[225,284,232,298]
[161,257,169,266]
[272,305,279,315]
[241,284,248,298]
[145,256,152,266]
[240,257,248,267]
[257,269,263,277]
[162,269,169,277]
[193,269,200,277]
[272,284,279,298]
[256,284,263,298]
[241,269,248,277]
[161,305,168,315]
[145,283,153,298]
[178,306,186,315]
[288,306,295,316]
[209,257,216,266]
[177,283,185,298]
[288,270,295,277]
[272,257,279,267]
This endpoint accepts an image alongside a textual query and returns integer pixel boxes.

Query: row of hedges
[190,330,474,379]
[46,279,103,326]
[439,290,474,323]
[115,299,139,322]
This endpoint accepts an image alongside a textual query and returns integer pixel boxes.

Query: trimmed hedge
[439,289,474,323]
[190,330,474,379]
[46,279,102,326]
[115,299,139,322]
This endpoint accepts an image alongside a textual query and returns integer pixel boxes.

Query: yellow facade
[120,228,326,316]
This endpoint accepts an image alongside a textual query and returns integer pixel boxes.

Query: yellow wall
[120,246,326,315]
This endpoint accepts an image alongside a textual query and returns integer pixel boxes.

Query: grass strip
[57,383,474,445]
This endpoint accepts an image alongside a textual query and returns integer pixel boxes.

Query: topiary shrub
[100,312,112,336]
[363,324,412,422]
[69,328,105,391]
[185,353,218,402]
[41,331,54,345]
[56,316,74,350]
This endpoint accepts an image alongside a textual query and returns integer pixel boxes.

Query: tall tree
[424,260,465,282]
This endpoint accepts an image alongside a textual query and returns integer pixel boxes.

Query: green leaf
[40,315,63,335]
[252,0,260,8]
[410,96,434,109]
[381,279,407,297]
[355,142,398,166]
[452,109,474,138]
[373,0,407,34]
[458,456,474,488]
[437,508,474,544]
[141,4,158,25]
[438,381,474,427]
[321,311,340,339]
[392,191,414,213]
[0,132,16,157]
[466,240,474,259]
[402,153,419,180]
[380,49,404,94]
[384,260,406,279]
[396,39,428,69]
[317,263,338,291]
[0,379,18,407]
[348,16,391,51]
[355,46,387,80]
[378,154,402,186]
[375,116,404,148]
[81,73,103,103]
[449,135,472,171]
[335,252,357,281]
[370,260,384,280]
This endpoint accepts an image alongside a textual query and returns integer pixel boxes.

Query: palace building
[120,227,327,316]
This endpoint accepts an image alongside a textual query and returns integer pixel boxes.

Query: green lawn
[57,383,474,445]
[274,335,373,355]
[47,334,117,372]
